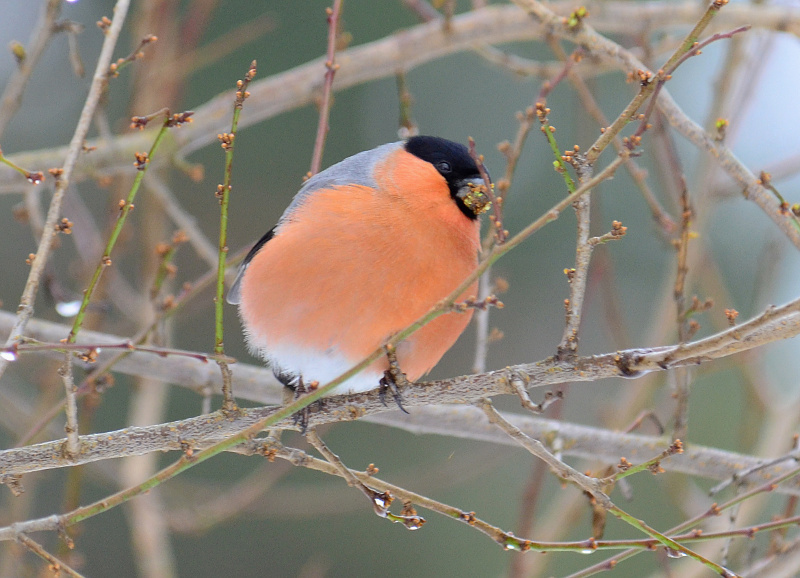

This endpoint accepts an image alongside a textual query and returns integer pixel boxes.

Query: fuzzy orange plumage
[228,136,490,395]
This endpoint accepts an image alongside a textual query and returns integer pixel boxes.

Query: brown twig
[4,339,233,364]
[306,429,394,520]
[672,175,693,441]
[106,34,158,78]
[556,188,592,361]
[309,0,343,176]
[480,398,608,498]
[564,0,728,165]
[537,47,580,102]
[570,460,800,577]
[624,26,752,154]
[265,441,800,560]
[15,532,84,578]
[547,38,676,233]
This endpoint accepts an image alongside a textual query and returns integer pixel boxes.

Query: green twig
[215,61,257,413]
[0,149,44,184]
[607,506,737,576]
[611,440,683,481]
[569,460,800,576]
[66,110,193,345]
[534,103,576,193]
[584,0,728,165]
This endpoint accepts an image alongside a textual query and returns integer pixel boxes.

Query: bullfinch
[227,136,491,398]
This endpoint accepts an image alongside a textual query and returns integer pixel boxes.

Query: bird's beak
[456,177,493,216]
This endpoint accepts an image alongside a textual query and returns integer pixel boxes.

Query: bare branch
[3,3,797,182]
[309,0,343,176]
[0,0,133,382]
[1,298,798,482]
[0,0,63,139]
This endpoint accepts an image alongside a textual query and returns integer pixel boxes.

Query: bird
[227,135,492,402]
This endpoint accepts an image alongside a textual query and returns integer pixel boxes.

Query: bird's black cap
[405,136,489,220]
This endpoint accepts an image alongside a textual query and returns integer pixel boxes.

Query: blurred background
[1,1,800,576]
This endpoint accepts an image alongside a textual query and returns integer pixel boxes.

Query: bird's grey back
[280,141,401,221]
[226,141,403,305]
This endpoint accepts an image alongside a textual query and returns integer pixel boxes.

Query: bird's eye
[436,161,452,174]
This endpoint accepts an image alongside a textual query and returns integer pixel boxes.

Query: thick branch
[1,297,798,480]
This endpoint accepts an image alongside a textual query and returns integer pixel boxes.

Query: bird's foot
[287,378,324,434]
[379,346,410,414]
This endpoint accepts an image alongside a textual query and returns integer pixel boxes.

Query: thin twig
[54,113,192,452]
[567,0,728,165]
[480,398,737,576]
[309,0,343,176]
[569,463,800,577]
[557,191,592,361]
[15,532,84,578]
[623,26,752,155]
[145,174,219,268]
[10,262,243,448]
[306,429,395,520]
[672,175,692,441]
[58,352,80,458]
[480,398,606,496]
[0,0,63,139]
[0,0,132,382]
[533,49,597,362]
[547,38,676,233]
[215,61,257,413]
[269,441,800,558]
[66,111,191,345]
[4,339,233,364]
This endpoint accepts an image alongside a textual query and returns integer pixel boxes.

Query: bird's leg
[290,378,327,434]
[379,345,410,414]
[274,370,323,434]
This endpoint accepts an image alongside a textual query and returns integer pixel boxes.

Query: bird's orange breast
[239,147,480,385]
